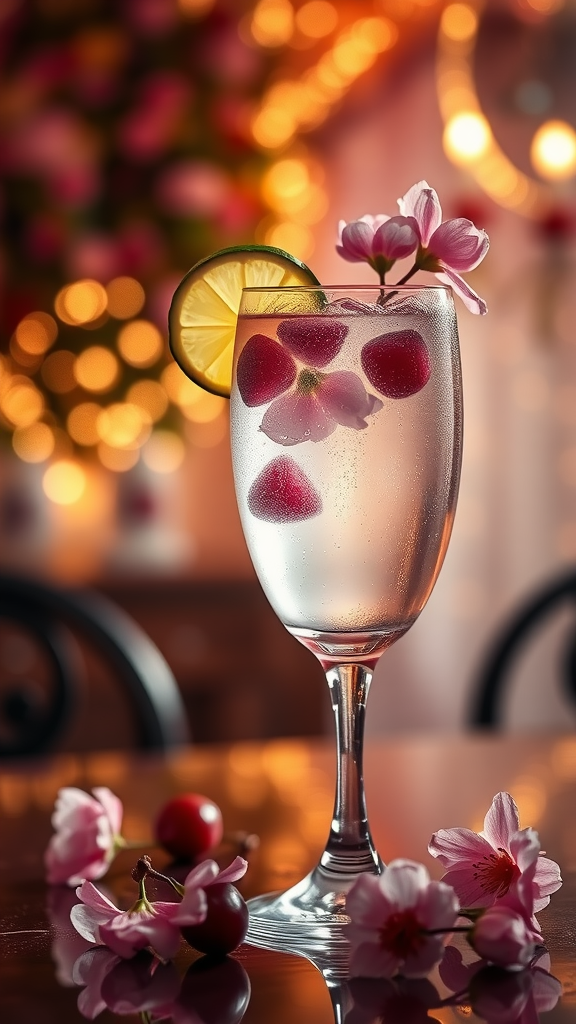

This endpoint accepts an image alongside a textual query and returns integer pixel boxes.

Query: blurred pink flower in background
[118,72,190,162]
[45,787,124,887]
[155,160,231,218]
[66,234,121,281]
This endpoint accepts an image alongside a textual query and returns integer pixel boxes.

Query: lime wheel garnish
[168,245,320,398]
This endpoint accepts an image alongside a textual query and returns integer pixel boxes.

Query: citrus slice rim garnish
[168,244,321,399]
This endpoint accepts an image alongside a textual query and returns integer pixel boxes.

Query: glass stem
[320,664,381,876]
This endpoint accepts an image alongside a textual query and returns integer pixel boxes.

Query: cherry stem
[131,856,185,897]
[221,830,260,857]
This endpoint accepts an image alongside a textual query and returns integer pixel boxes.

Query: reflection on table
[1,733,576,1022]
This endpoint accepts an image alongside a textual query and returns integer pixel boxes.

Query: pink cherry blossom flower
[260,368,383,446]
[397,180,489,314]
[69,857,247,961]
[45,787,124,887]
[347,860,459,979]
[336,214,419,280]
[428,792,562,917]
[236,329,382,447]
[470,906,537,968]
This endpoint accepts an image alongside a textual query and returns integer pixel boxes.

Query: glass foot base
[246,862,382,958]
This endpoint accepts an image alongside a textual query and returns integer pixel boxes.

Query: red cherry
[276,317,348,367]
[154,794,223,860]
[236,334,296,407]
[247,456,322,523]
[182,882,249,957]
[361,330,431,399]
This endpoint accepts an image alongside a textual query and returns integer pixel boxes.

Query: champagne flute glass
[230,285,462,954]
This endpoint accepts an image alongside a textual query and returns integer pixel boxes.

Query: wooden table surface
[1,733,576,1023]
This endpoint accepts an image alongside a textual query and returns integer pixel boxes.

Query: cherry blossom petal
[70,903,115,945]
[434,268,488,315]
[349,939,402,979]
[428,827,494,866]
[397,181,442,246]
[210,856,248,886]
[46,787,122,886]
[260,392,336,446]
[373,216,419,261]
[438,866,498,909]
[316,371,382,429]
[471,906,537,968]
[99,909,181,961]
[428,219,489,272]
[75,881,119,915]
[338,221,375,261]
[182,860,221,889]
[533,966,563,1012]
[481,793,519,851]
[91,788,123,838]
[382,860,431,908]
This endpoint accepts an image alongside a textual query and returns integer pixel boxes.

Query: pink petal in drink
[361,330,431,399]
[247,456,322,523]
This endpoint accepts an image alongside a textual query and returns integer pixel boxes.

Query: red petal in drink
[276,317,348,367]
[361,329,431,399]
[236,334,297,407]
[247,455,322,523]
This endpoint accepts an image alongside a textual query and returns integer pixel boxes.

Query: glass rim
[240,283,452,293]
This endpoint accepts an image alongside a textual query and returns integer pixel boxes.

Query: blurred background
[1,0,576,750]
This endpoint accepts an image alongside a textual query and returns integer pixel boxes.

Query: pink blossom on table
[470,906,537,968]
[69,857,247,960]
[260,369,383,446]
[336,214,419,277]
[397,180,489,314]
[439,946,562,1023]
[99,952,181,1018]
[70,879,185,960]
[47,885,95,987]
[347,860,459,979]
[45,787,124,887]
[428,792,562,916]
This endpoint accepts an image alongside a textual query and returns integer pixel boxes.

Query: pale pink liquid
[230,291,462,663]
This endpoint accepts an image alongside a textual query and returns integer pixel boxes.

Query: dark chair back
[0,573,190,757]
[470,570,576,728]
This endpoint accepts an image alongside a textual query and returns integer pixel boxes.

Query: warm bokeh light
[351,16,398,53]
[96,402,151,449]
[331,36,377,78]
[55,280,108,326]
[12,422,55,463]
[261,158,309,211]
[15,312,58,355]
[142,430,186,473]
[251,107,296,149]
[117,319,163,367]
[74,346,120,393]
[264,220,314,260]
[10,335,41,368]
[161,362,204,406]
[97,442,140,472]
[443,110,492,163]
[126,380,169,423]
[67,402,102,446]
[523,0,564,12]
[530,120,576,181]
[295,1,338,38]
[440,3,478,41]
[41,350,77,394]
[180,391,226,424]
[106,277,146,319]
[1,381,44,427]
[43,460,87,505]
[251,0,294,47]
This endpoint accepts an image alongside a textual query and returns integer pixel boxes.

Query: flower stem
[392,263,419,287]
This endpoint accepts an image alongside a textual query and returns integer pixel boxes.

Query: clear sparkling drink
[230,286,462,663]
